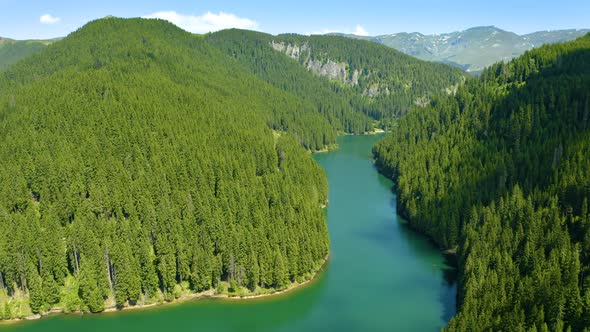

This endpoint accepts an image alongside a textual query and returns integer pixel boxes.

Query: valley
[0,7,589,331]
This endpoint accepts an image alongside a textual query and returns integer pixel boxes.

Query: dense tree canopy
[374,34,590,331]
[206,29,374,134]
[276,33,466,118]
[0,17,330,317]
[206,29,465,130]
[0,17,464,320]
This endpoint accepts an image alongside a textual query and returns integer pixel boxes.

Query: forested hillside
[0,17,330,318]
[206,29,465,129]
[206,30,372,134]
[374,34,590,330]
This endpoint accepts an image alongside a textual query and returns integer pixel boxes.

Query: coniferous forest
[0,18,334,317]
[374,34,590,331]
[0,13,589,331]
[0,15,464,320]
[205,29,465,131]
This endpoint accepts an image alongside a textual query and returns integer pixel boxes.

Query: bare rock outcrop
[270,40,360,87]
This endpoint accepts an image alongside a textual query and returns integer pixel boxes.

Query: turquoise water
[4,134,456,332]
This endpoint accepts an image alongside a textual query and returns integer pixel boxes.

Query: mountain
[5,15,587,328]
[334,27,590,73]
[0,17,330,317]
[206,29,465,127]
[0,37,58,70]
[0,19,468,318]
[4,26,587,76]
[0,28,465,139]
[523,29,590,46]
[374,33,590,330]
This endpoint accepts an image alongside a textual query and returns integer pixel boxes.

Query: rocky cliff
[271,40,361,88]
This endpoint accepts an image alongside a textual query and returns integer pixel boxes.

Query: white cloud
[40,14,61,24]
[308,24,370,36]
[143,11,258,34]
[354,24,369,36]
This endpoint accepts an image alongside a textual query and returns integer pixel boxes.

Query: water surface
[6,135,455,332]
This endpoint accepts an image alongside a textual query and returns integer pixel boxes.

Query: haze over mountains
[0,37,60,70]
[331,26,589,73]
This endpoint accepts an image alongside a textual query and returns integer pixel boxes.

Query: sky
[1,0,589,40]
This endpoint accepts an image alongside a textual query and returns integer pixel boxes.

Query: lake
[5,134,456,332]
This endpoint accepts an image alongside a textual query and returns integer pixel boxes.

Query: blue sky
[1,0,589,39]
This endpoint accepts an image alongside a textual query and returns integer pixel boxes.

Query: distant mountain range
[330,26,589,73]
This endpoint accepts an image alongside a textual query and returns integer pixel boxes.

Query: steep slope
[2,26,339,151]
[206,29,373,134]
[336,27,589,73]
[207,29,465,125]
[0,17,329,318]
[0,37,57,70]
[374,34,590,330]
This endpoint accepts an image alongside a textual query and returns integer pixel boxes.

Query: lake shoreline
[1,255,329,326]
[312,129,386,154]
[4,135,457,331]
[371,152,459,263]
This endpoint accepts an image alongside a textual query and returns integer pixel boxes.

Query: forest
[373,34,590,331]
[205,29,465,131]
[0,17,333,317]
[2,14,589,330]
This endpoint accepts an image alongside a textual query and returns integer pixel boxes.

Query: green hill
[0,17,330,317]
[374,34,590,331]
[0,37,58,71]
[206,29,465,126]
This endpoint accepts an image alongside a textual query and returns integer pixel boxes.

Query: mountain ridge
[329,26,590,73]
[3,25,587,74]
[206,29,465,127]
